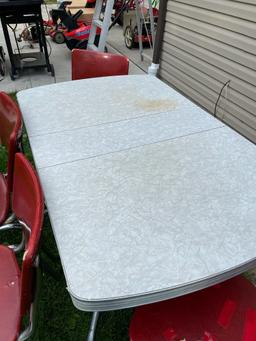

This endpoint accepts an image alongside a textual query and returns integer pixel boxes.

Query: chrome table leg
[87,312,99,341]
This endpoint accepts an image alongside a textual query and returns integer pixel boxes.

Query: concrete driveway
[0,4,151,92]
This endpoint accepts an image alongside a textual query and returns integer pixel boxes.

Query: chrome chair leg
[87,312,99,341]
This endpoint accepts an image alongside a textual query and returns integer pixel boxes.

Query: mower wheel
[124,26,134,49]
[53,31,65,44]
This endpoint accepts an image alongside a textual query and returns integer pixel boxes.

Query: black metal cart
[0,0,54,80]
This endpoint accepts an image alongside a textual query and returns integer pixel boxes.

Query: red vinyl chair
[71,49,129,80]
[0,92,22,225]
[130,275,256,341]
[0,153,44,341]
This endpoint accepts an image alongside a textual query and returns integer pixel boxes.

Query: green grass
[0,96,132,341]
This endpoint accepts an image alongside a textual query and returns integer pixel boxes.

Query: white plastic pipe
[148,63,159,76]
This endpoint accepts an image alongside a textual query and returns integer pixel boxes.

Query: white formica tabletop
[18,75,256,311]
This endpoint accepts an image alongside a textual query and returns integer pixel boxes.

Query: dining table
[17,74,256,340]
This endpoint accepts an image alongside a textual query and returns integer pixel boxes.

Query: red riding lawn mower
[44,1,100,50]
[111,0,159,49]
[43,0,149,51]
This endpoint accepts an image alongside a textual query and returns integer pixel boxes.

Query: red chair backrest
[0,92,22,193]
[71,49,129,80]
[12,153,44,316]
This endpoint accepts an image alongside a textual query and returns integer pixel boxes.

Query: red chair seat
[0,173,8,225]
[0,245,21,341]
[130,276,256,341]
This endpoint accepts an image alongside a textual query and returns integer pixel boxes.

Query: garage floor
[0,4,152,93]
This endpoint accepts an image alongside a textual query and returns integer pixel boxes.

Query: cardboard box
[67,0,87,9]
[68,7,95,23]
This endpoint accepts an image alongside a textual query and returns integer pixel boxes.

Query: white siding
[159,0,256,142]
